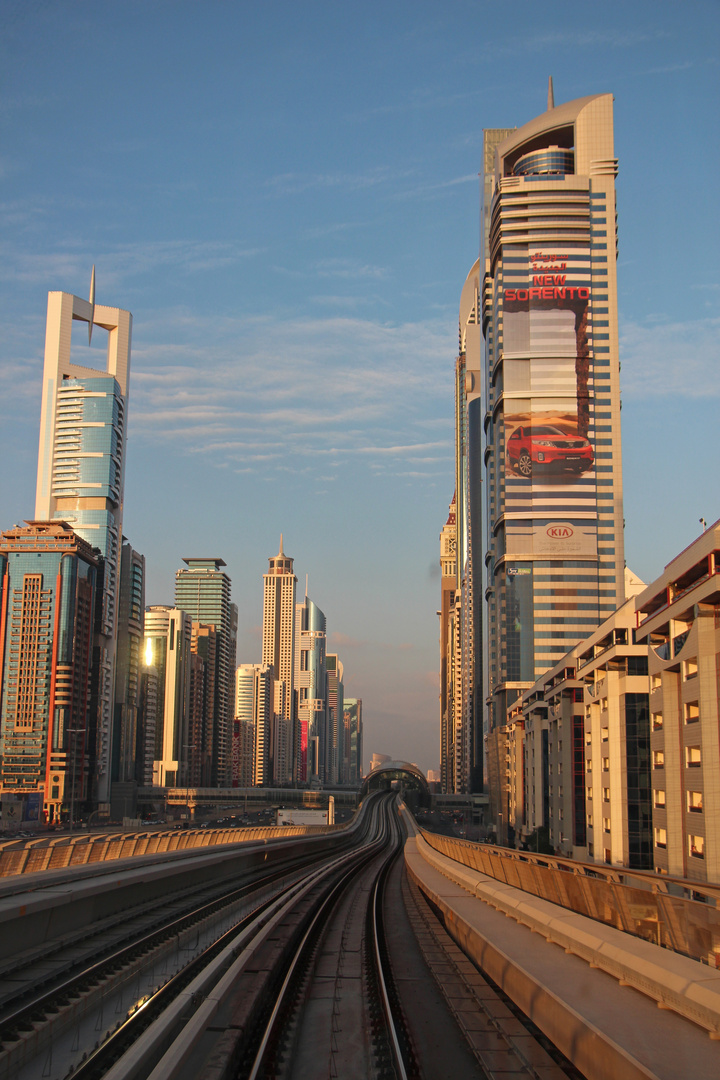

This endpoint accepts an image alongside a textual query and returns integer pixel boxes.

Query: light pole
[66,728,86,834]
[183,744,195,823]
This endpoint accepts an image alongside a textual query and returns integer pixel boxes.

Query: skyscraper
[235,663,274,786]
[262,538,296,785]
[0,521,99,824]
[174,558,235,786]
[342,698,363,786]
[294,589,327,784]
[34,281,132,803]
[189,623,218,786]
[439,494,457,793]
[482,90,625,737]
[325,653,344,785]
[113,542,145,786]
[144,606,192,788]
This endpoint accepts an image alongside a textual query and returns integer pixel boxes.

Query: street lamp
[183,744,195,823]
[66,728,86,834]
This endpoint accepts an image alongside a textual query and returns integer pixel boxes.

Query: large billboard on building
[500,247,598,560]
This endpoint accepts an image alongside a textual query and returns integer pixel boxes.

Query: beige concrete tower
[262,537,296,783]
[34,276,132,805]
[483,93,625,741]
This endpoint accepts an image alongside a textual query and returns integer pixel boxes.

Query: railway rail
[1,795,595,1080]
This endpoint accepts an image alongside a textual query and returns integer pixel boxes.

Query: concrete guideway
[401,810,720,1080]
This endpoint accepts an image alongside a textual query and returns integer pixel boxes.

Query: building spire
[88,264,96,344]
[279,532,284,555]
[547,76,555,111]
[305,573,308,598]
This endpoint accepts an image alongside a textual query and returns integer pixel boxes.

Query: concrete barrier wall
[0,823,343,878]
[411,828,720,1040]
[420,830,720,965]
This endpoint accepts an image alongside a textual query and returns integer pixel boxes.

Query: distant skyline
[1,1,718,774]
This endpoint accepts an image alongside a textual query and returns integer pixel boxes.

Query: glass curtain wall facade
[35,290,132,804]
[482,94,625,739]
[112,542,145,785]
[175,558,235,787]
[262,540,296,785]
[0,522,99,824]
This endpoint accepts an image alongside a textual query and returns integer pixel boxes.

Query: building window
[653,750,665,769]
[654,827,667,849]
[603,818,611,833]
[601,727,609,742]
[652,713,663,730]
[684,703,699,724]
[687,791,703,813]
[603,788,610,802]
[684,658,698,679]
[654,789,666,809]
[689,835,704,859]
[686,746,702,768]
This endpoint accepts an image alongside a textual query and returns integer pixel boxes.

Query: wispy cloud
[125,311,455,480]
[490,27,670,56]
[620,316,720,397]
[0,239,263,286]
[266,166,406,196]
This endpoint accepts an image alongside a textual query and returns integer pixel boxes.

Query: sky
[0,1,718,775]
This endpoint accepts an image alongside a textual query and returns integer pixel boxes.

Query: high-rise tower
[174,558,235,786]
[262,538,296,784]
[0,521,99,824]
[439,494,457,793]
[34,279,132,803]
[295,589,327,784]
[482,92,625,735]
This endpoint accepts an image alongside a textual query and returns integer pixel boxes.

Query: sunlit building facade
[635,523,720,883]
[439,494,457,793]
[235,663,274,786]
[34,285,132,803]
[144,606,192,789]
[325,653,344,785]
[0,521,99,824]
[262,539,296,785]
[294,592,327,784]
[482,92,625,743]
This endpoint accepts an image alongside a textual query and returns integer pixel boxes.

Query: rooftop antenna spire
[279,532,284,555]
[305,573,308,598]
[547,76,555,111]
[88,264,96,345]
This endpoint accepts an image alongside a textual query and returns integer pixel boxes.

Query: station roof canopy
[359,760,430,799]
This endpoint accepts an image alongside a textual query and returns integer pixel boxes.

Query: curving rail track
[0,795,588,1080]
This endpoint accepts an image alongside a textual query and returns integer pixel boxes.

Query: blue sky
[0,1,718,774]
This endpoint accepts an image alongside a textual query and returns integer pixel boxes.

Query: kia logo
[547,526,573,539]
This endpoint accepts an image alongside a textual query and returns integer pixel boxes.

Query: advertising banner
[501,246,597,558]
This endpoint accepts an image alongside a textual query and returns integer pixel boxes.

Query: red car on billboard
[507,423,593,477]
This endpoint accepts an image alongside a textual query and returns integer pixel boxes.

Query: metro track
[0,796,592,1080]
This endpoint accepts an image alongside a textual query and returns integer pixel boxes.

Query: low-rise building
[635,523,720,883]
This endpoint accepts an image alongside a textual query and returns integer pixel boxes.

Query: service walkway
[402,810,720,1080]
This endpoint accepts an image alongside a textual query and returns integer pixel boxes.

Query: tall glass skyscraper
[174,558,235,787]
[0,521,99,824]
[262,539,296,785]
[482,92,625,734]
[295,592,327,784]
[35,287,132,803]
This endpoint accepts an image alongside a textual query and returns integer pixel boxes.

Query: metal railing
[420,831,720,966]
